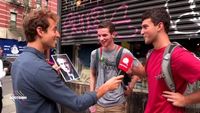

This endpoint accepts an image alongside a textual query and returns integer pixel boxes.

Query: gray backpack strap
[146,49,153,60]
[162,42,180,92]
[145,49,153,77]
[145,49,154,69]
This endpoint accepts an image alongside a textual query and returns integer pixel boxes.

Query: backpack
[146,42,200,111]
[94,46,131,88]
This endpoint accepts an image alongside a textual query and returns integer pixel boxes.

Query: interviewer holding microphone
[11,9,124,113]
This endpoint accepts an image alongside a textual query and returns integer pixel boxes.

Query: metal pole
[56,0,61,54]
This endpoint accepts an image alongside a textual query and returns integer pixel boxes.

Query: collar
[23,47,46,60]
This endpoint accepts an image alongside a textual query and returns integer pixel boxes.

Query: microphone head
[118,54,134,72]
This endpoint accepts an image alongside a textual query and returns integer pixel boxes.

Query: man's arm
[89,68,124,99]
[35,65,123,112]
[163,47,200,107]
[90,68,96,92]
[89,50,97,92]
[131,60,146,77]
[163,90,200,107]
[96,75,124,98]
[126,59,146,78]
[124,75,140,96]
[129,76,140,89]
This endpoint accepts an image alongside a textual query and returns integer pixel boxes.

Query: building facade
[0,0,57,40]
[0,0,57,58]
[59,1,200,113]
[60,0,200,75]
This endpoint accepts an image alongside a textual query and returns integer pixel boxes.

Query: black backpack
[94,46,131,87]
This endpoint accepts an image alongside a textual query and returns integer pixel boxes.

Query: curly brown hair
[23,9,59,42]
[142,7,170,33]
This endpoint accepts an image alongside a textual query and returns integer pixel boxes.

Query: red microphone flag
[118,54,134,72]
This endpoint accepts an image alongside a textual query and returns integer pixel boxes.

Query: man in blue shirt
[11,9,123,113]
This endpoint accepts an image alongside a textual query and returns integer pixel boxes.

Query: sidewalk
[2,76,16,113]
[2,94,16,113]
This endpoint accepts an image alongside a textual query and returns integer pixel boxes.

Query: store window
[10,12,17,28]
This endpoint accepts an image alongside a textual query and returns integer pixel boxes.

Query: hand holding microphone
[117,54,134,90]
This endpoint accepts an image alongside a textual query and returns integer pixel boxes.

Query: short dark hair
[98,20,116,34]
[23,9,59,42]
[142,7,170,33]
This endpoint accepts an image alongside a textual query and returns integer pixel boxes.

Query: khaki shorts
[96,103,127,113]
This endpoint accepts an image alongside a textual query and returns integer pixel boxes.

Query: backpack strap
[145,49,153,72]
[100,47,103,61]
[162,42,181,92]
[96,47,104,63]
[95,46,123,71]
[146,49,153,61]
[115,46,127,89]
[94,48,100,71]
[116,45,124,66]
[96,47,103,61]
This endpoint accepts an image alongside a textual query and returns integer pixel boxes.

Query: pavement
[2,76,16,113]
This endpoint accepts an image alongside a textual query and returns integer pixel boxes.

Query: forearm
[96,84,109,99]
[95,75,124,99]
[89,79,95,91]
[93,72,108,98]
[185,90,200,105]
[132,62,146,78]
[89,70,96,91]
[129,75,140,89]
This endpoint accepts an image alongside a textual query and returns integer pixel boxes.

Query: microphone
[117,54,134,90]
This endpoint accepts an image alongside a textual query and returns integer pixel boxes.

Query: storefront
[60,0,200,78]
[60,0,200,112]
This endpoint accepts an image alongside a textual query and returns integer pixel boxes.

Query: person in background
[0,47,6,113]
[11,9,124,113]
